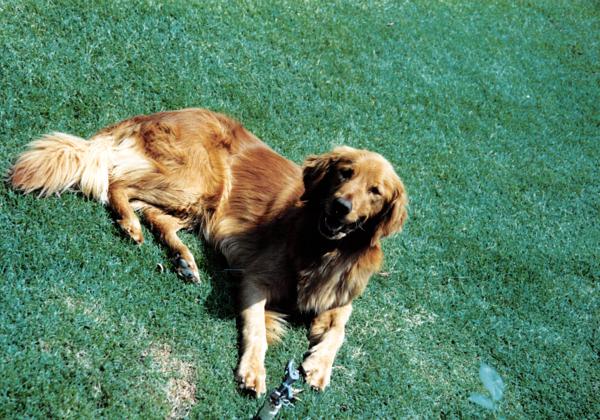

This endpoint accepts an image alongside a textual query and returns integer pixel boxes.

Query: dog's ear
[371,180,408,246]
[301,152,338,201]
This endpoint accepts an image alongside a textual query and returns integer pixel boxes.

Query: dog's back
[10,108,302,243]
[12,110,252,205]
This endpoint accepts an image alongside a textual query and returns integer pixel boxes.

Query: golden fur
[10,108,408,395]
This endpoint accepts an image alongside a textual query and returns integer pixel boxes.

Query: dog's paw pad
[175,257,200,283]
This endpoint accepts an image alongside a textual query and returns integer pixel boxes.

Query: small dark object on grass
[254,360,301,420]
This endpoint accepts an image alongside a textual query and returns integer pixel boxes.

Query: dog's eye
[369,186,381,196]
[339,168,353,180]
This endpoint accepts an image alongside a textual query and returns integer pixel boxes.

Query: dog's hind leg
[108,182,144,244]
[142,206,200,283]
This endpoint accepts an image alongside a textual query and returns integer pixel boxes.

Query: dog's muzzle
[318,212,364,241]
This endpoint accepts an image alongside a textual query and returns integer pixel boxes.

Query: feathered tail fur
[10,132,114,203]
[265,310,288,344]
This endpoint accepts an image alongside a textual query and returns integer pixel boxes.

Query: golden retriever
[10,108,407,395]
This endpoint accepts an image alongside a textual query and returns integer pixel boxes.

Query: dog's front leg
[302,303,352,391]
[236,282,268,396]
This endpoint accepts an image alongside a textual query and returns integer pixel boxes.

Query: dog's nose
[332,197,352,217]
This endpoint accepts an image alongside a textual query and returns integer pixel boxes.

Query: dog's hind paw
[175,256,200,283]
[118,217,144,244]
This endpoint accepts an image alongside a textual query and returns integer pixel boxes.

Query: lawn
[0,0,598,418]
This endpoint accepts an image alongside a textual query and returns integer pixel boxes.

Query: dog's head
[301,146,407,244]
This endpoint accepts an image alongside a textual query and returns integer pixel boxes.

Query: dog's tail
[265,311,288,345]
[10,132,113,203]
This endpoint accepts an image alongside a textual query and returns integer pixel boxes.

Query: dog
[10,108,408,395]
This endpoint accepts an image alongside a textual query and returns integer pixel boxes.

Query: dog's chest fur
[296,250,368,314]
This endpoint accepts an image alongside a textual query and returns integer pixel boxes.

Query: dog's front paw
[118,217,144,244]
[236,358,267,396]
[302,353,333,391]
[175,256,200,283]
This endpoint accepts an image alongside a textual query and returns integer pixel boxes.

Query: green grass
[1,0,598,418]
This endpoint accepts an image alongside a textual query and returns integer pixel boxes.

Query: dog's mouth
[318,213,364,241]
